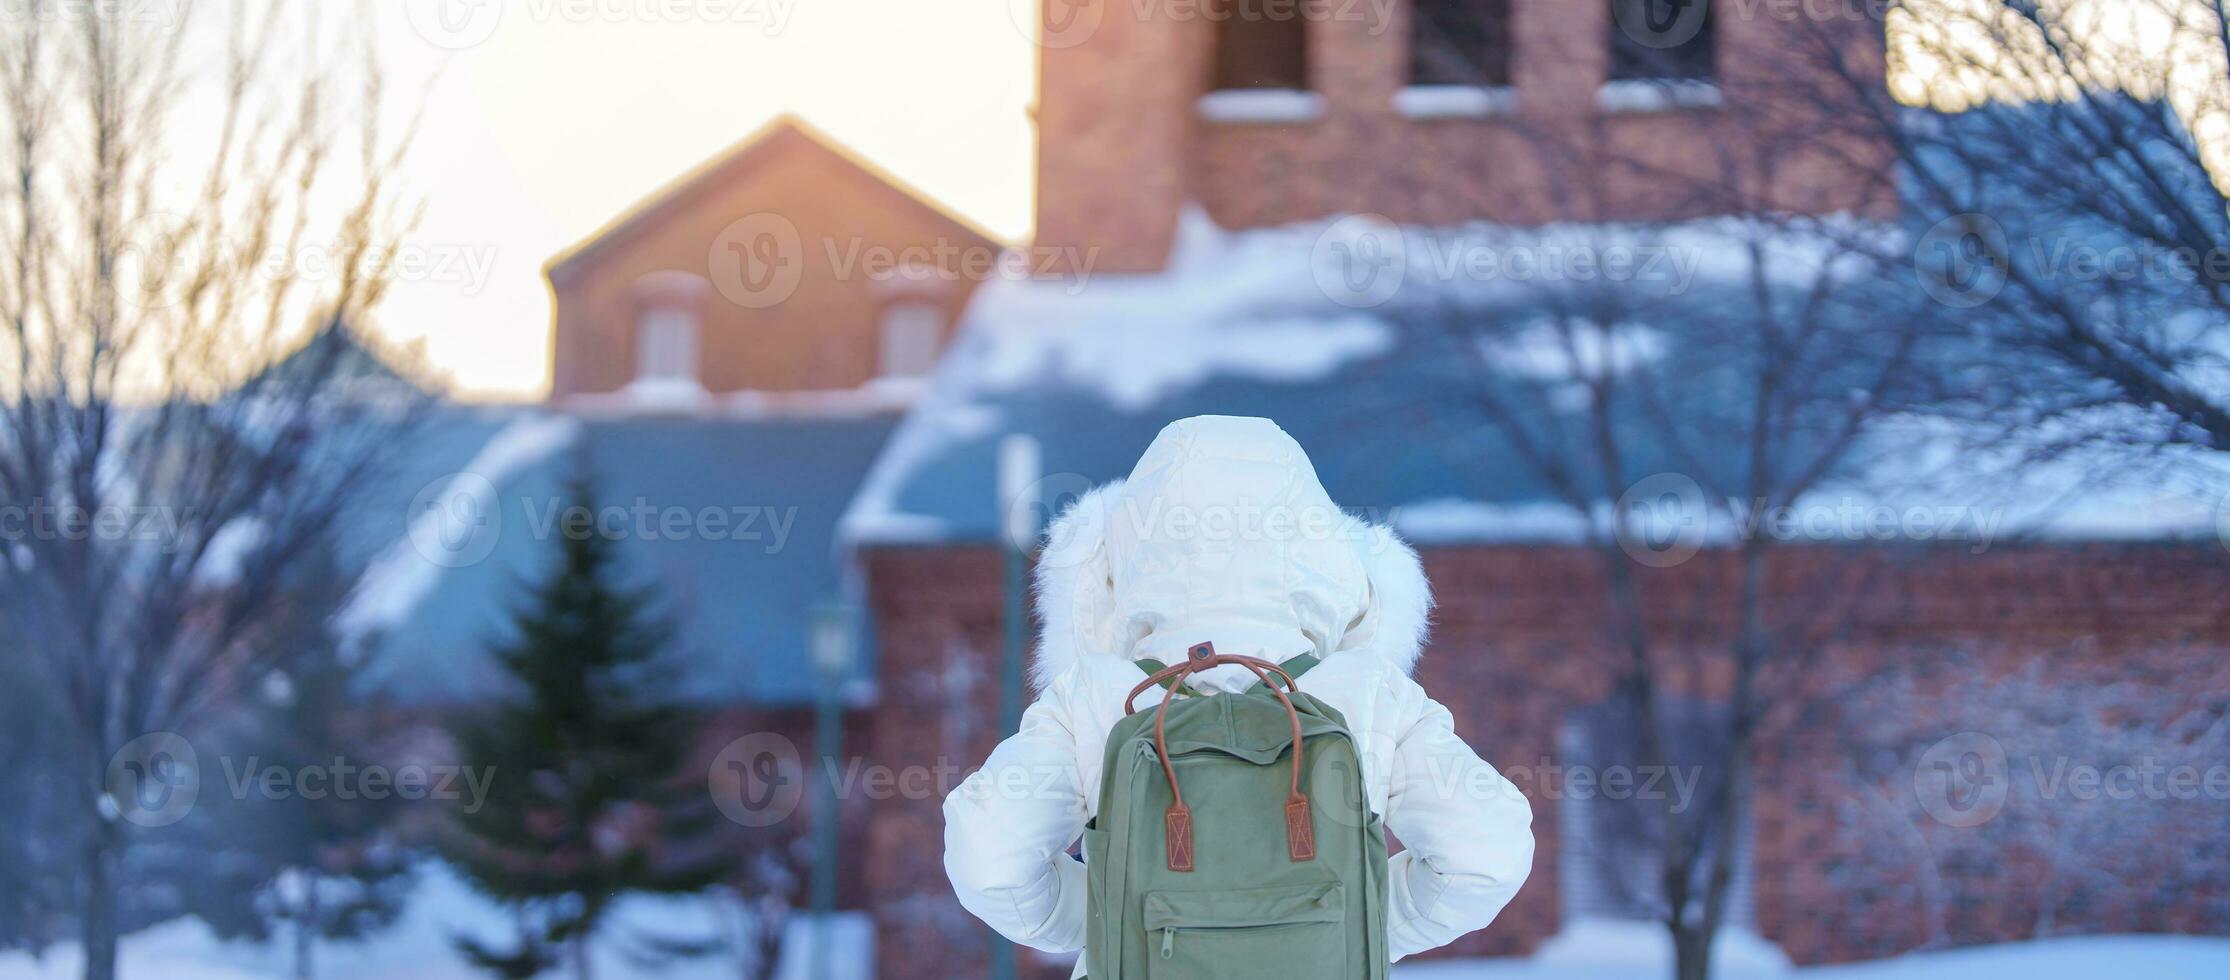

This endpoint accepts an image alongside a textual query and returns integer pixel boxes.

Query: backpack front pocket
[1140,881,1345,979]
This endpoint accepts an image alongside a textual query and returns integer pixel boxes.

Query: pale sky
[200,1,2198,402]
[361,0,1039,401]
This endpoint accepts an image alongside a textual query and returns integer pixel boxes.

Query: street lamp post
[997,434,1040,736]
[989,434,1040,980]
[807,602,855,980]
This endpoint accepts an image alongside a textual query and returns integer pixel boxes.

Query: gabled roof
[246,321,435,398]
[338,406,895,706]
[545,114,1003,285]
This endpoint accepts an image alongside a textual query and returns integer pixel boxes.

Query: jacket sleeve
[1382,678,1536,960]
[942,682,1092,953]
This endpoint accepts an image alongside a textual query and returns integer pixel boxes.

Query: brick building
[343,115,1009,940]
[824,1,2230,978]
[545,115,997,405]
[1035,0,1888,272]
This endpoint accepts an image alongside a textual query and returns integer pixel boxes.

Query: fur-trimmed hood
[1031,415,1432,691]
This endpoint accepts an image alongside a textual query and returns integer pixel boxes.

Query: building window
[1608,0,1716,82]
[1557,696,1756,924]
[1211,0,1308,90]
[878,302,942,379]
[1411,0,1513,88]
[636,306,700,383]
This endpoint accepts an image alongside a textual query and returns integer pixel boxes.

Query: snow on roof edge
[336,412,583,643]
[838,208,2227,551]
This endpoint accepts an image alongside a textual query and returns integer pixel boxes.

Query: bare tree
[0,4,422,978]
[1388,208,1940,980]
[1790,0,2230,456]
[1360,11,1950,963]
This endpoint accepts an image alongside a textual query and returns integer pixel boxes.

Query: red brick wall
[858,542,2230,976]
[857,547,1026,978]
[1034,0,1195,275]
[1035,0,1892,271]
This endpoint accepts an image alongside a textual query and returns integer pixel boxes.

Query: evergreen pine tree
[445,466,734,980]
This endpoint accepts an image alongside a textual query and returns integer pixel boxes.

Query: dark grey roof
[249,322,434,398]
[839,205,2225,549]
[343,409,895,706]
[838,216,1921,545]
[851,357,1562,543]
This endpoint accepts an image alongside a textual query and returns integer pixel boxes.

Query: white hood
[1031,415,1433,691]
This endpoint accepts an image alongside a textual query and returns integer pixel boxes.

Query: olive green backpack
[1082,642,1389,979]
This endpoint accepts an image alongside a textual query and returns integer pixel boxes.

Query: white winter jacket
[943,416,1535,977]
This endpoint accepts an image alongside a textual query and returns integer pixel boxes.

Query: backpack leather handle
[1124,648,1299,715]
[1125,642,1314,870]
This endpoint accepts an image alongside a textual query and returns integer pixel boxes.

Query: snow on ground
[1797,935,2230,980]
[1392,934,2230,980]
[0,863,869,980]
[1526,919,1791,976]
[7,872,2223,980]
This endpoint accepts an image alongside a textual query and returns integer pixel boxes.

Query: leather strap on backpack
[1123,642,1316,870]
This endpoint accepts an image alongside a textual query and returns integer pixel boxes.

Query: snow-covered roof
[339,406,895,706]
[839,209,2229,550]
